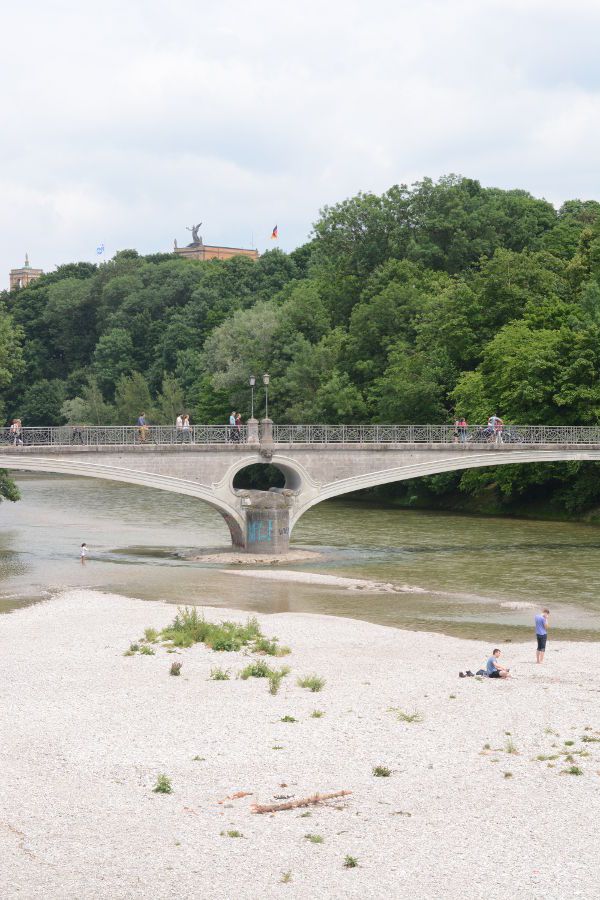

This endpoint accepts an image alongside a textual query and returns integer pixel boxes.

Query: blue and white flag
[96,243,105,256]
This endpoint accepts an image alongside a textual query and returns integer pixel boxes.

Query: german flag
[271,225,278,240]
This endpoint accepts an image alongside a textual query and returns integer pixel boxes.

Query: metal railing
[0,425,248,447]
[270,424,600,445]
[2,423,600,447]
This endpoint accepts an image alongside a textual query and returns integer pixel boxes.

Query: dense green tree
[114,372,153,424]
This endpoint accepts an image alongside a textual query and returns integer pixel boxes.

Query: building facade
[9,254,43,291]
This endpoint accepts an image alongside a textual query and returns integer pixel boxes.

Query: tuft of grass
[192,755,205,761]
[221,830,243,838]
[240,659,276,679]
[304,833,324,844]
[160,607,262,652]
[297,674,326,693]
[562,765,583,776]
[140,645,155,656]
[564,740,575,746]
[269,667,290,695]
[299,811,311,817]
[153,774,173,794]
[372,765,391,777]
[388,708,423,724]
[581,735,600,743]
[310,710,325,718]
[169,661,182,676]
[123,649,135,657]
[344,855,359,868]
[210,667,230,681]
[280,715,297,723]
[253,636,291,657]
[280,870,292,883]
[144,627,159,643]
[503,771,513,779]
[483,743,491,750]
[504,738,518,755]
[449,694,456,699]
[272,745,284,750]
[129,643,140,652]
[536,754,559,761]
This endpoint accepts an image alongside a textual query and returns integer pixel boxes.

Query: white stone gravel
[1,590,599,900]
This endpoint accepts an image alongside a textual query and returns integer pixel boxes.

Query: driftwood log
[251,790,352,814]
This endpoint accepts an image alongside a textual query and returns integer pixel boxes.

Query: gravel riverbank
[1,590,599,900]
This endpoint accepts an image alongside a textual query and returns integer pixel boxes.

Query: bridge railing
[2,423,600,447]
[0,425,248,446]
[270,424,600,444]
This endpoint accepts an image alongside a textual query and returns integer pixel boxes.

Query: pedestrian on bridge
[182,414,191,443]
[487,414,504,444]
[137,413,149,444]
[9,418,23,446]
[176,414,183,442]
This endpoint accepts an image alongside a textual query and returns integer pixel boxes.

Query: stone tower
[9,254,44,291]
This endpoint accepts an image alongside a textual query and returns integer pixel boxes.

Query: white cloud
[2,0,600,285]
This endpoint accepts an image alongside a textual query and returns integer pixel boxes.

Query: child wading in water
[80,543,88,565]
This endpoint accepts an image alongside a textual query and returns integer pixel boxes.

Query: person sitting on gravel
[486,648,510,679]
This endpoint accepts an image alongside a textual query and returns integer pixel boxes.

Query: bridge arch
[287,449,600,531]
[0,456,247,547]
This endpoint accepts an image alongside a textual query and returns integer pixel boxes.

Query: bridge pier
[240,490,292,554]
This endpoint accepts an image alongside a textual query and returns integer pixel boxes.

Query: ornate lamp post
[246,375,259,444]
[249,375,256,420]
[262,373,270,420]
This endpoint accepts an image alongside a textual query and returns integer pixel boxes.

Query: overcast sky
[2,0,600,287]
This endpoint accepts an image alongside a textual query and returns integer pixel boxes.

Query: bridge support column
[240,489,292,554]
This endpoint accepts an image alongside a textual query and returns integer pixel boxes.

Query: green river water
[1,473,600,642]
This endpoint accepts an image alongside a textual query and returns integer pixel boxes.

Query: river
[1,473,600,641]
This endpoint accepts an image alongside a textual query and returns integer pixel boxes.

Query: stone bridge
[2,423,600,553]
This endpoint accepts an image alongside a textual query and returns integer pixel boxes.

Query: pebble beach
[1,589,599,900]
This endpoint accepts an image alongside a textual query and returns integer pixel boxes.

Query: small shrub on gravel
[221,830,244,838]
[253,636,291,657]
[159,607,286,655]
[503,772,513,779]
[240,661,290,695]
[269,667,290,695]
[373,765,391,777]
[192,755,205,761]
[280,715,297,723]
[310,710,324,718]
[581,735,600,743]
[280,870,292,883]
[504,738,518,755]
[297,674,325,693]
[153,774,173,794]
[144,627,159,643]
[272,745,284,750]
[129,643,140,652]
[123,649,135,657]
[388,708,423,724]
[240,660,275,679]
[563,765,583,776]
[304,833,324,844]
[140,645,155,656]
[169,661,182,676]
[210,667,230,680]
[564,740,575,746]
[344,855,359,868]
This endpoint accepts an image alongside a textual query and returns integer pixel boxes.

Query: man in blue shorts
[535,608,550,663]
